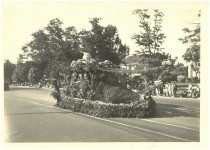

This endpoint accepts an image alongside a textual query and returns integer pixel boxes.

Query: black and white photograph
[1,0,209,149]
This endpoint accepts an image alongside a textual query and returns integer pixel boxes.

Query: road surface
[4,87,200,142]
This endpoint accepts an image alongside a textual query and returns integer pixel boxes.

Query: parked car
[4,82,9,91]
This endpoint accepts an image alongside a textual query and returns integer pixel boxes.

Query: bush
[51,90,60,103]
[185,77,191,83]
[177,75,186,83]
[102,84,139,104]
[191,77,200,83]
[161,74,177,82]
[58,92,156,118]
[63,85,71,95]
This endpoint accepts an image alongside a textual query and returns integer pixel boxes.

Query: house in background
[124,55,141,71]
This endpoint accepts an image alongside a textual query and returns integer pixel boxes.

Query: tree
[131,9,168,81]
[28,66,41,85]
[21,18,83,81]
[170,63,188,77]
[135,52,169,81]
[152,10,165,53]
[132,9,166,55]
[179,11,200,76]
[80,18,129,65]
[12,62,32,84]
[4,60,16,83]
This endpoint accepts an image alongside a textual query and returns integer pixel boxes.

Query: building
[124,55,141,71]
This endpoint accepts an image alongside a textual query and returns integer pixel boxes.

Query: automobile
[4,82,9,91]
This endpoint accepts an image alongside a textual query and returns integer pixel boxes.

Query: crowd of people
[183,82,200,98]
[151,81,200,98]
[153,81,177,97]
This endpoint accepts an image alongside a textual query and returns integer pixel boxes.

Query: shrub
[51,90,60,103]
[86,90,97,100]
[102,84,139,104]
[51,80,61,104]
[191,77,200,83]
[63,85,71,95]
[58,92,156,118]
[177,75,186,83]
[185,77,191,83]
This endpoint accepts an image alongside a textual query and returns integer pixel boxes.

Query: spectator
[168,82,172,97]
[159,81,163,96]
[164,82,169,96]
[172,81,177,97]
[188,82,193,93]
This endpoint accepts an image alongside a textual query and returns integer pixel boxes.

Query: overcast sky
[2,1,206,64]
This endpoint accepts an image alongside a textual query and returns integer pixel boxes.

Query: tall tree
[131,9,168,81]
[28,66,41,85]
[152,10,165,54]
[132,9,166,55]
[12,61,32,83]
[80,18,129,65]
[179,11,200,75]
[21,18,83,80]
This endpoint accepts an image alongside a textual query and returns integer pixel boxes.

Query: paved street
[4,87,200,142]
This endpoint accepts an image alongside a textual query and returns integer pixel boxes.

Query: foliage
[80,18,129,65]
[170,64,188,77]
[51,90,60,103]
[28,66,41,84]
[132,9,166,55]
[184,77,200,83]
[177,75,186,83]
[191,77,200,83]
[134,53,169,81]
[185,78,191,83]
[158,70,177,82]
[67,57,157,102]
[20,18,83,82]
[179,11,200,74]
[123,75,144,91]
[58,92,156,118]
[51,80,61,104]
[102,84,139,104]
[4,60,16,83]
[12,62,32,83]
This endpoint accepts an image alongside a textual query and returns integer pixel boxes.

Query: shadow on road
[155,103,199,118]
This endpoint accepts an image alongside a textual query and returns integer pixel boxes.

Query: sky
[1,1,207,64]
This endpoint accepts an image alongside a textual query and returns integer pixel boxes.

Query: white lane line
[75,113,192,142]
[13,99,192,142]
[174,107,200,113]
[141,119,199,131]
[165,111,172,114]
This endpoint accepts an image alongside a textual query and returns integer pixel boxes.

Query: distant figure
[165,82,169,96]
[191,84,200,98]
[159,81,164,96]
[172,81,177,97]
[188,82,193,93]
[168,82,172,97]
[155,84,159,96]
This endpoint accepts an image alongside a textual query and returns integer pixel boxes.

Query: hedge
[57,92,156,118]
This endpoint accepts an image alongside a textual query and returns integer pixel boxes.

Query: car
[4,82,9,91]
